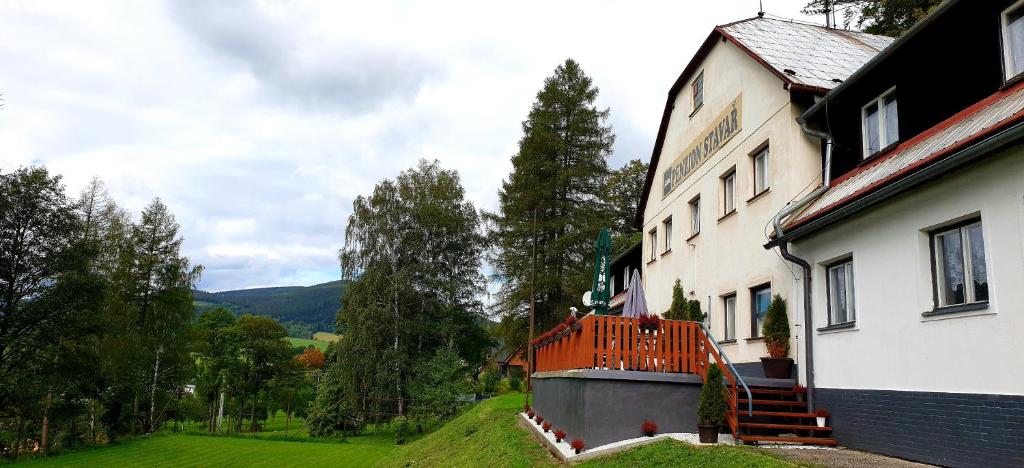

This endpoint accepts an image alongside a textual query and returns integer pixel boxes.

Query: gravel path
[761,447,935,467]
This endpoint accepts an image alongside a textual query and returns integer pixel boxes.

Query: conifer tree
[665,280,688,320]
[487,58,615,347]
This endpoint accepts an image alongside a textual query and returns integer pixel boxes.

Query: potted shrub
[535,415,544,425]
[793,384,807,402]
[760,294,793,379]
[542,422,551,433]
[815,408,830,427]
[697,363,727,443]
[570,439,585,454]
[527,410,535,419]
[642,420,657,437]
[554,429,566,443]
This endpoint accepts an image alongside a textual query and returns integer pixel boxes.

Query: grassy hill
[194,280,346,336]
[22,394,803,467]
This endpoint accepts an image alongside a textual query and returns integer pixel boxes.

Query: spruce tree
[665,280,688,320]
[487,58,615,347]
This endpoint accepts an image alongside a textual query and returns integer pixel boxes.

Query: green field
[20,393,802,467]
[286,337,329,351]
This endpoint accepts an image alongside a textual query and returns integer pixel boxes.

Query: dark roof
[634,17,893,228]
[784,78,1024,234]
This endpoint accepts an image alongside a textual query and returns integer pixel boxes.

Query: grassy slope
[287,337,329,352]
[578,439,804,467]
[17,435,394,467]
[377,393,556,468]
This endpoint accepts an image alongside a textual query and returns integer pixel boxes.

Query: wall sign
[662,95,743,198]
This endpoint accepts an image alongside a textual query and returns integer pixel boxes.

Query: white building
[768,1,1024,465]
[637,15,892,372]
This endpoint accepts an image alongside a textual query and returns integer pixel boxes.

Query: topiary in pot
[697,363,727,443]
[760,294,793,379]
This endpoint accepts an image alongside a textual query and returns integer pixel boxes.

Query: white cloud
[0,0,822,291]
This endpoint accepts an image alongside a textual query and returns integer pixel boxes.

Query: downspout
[768,116,833,411]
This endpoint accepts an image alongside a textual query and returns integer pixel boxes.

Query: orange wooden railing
[531,313,742,439]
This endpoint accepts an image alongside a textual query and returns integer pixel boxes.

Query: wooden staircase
[733,387,837,446]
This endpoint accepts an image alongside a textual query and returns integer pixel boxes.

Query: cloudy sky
[0,0,822,291]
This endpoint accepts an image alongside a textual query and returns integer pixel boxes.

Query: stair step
[739,422,832,431]
[739,399,807,407]
[742,410,817,418]
[749,388,796,395]
[737,434,838,445]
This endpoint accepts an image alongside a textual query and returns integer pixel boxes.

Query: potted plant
[697,363,727,443]
[535,415,544,425]
[760,294,793,379]
[570,439,585,454]
[542,422,551,433]
[642,420,657,437]
[793,384,807,402]
[527,410,535,419]
[554,429,566,443]
[815,408,830,427]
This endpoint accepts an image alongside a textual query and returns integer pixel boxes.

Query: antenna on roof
[758,0,764,17]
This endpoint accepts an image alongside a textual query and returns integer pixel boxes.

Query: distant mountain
[194,280,346,337]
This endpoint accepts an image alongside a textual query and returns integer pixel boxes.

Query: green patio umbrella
[590,228,612,315]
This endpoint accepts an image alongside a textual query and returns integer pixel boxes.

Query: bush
[698,363,727,426]
[762,294,790,358]
[409,346,474,422]
[664,280,687,320]
[687,298,705,323]
[393,415,411,445]
[478,367,499,394]
[496,378,512,394]
[509,376,523,392]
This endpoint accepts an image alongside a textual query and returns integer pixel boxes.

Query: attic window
[1002,0,1024,80]
[862,88,899,158]
[692,71,704,112]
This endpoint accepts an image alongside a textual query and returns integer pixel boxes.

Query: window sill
[660,248,672,257]
[746,188,771,205]
[817,322,856,334]
[718,339,737,345]
[1002,72,1024,90]
[646,258,657,266]
[922,301,990,319]
[717,210,737,224]
[860,141,900,166]
[744,337,764,342]
[689,103,703,118]
[685,232,700,243]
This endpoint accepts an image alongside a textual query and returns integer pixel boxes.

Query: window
[751,285,771,338]
[931,220,989,308]
[623,267,630,290]
[862,88,899,157]
[692,71,704,111]
[721,170,736,215]
[723,295,736,341]
[752,146,769,196]
[689,196,701,236]
[648,228,657,262]
[1002,0,1024,79]
[827,258,856,325]
[662,217,673,252]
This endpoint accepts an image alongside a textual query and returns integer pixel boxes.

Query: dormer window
[862,88,898,158]
[692,71,704,112]
[1002,0,1024,80]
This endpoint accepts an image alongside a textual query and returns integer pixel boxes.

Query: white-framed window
[723,294,736,340]
[721,170,736,215]
[689,196,701,236]
[862,88,899,157]
[623,266,630,290]
[662,217,672,252]
[752,146,769,196]
[931,219,989,308]
[826,258,856,325]
[648,228,657,262]
[1002,0,1024,80]
[751,284,771,338]
[692,71,704,111]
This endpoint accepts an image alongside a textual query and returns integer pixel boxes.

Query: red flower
[535,415,544,425]
[527,410,535,418]
[815,408,831,418]
[542,422,551,432]
[554,429,566,441]
[570,439,585,452]
[642,420,657,435]
[793,384,807,394]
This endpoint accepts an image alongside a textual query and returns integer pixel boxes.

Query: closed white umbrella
[621,269,648,318]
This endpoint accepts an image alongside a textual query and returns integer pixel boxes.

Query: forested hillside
[194,280,346,337]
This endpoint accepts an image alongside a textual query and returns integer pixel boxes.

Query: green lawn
[18,393,804,467]
[286,337,328,351]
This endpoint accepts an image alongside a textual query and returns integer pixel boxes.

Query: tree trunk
[132,393,139,435]
[40,391,53,453]
[284,389,292,438]
[90,399,97,445]
[216,391,225,432]
[249,392,257,432]
[148,346,162,433]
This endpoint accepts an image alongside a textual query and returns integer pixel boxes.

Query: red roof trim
[788,80,1024,229]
